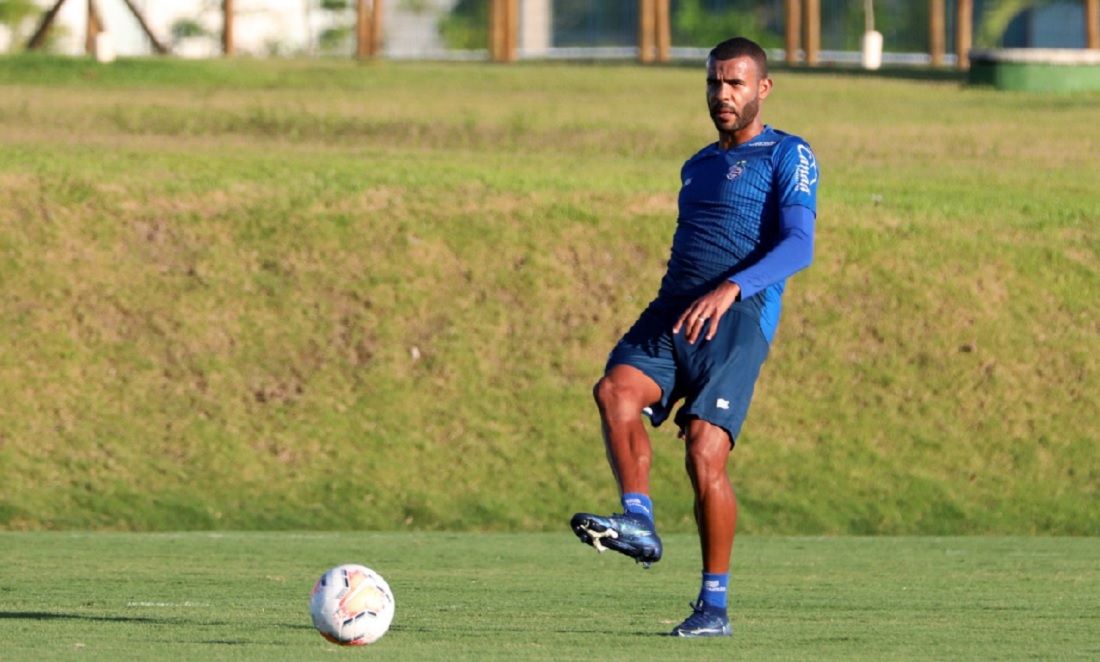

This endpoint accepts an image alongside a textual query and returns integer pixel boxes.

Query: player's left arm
[725,203,815,301]
[728,138,819,300]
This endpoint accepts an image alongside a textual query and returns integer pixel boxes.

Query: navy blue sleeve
[728,204,815,300]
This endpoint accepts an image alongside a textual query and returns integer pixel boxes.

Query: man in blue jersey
[570,36,818,637]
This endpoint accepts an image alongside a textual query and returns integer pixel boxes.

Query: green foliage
[976,0,1056,48]
[0,57,1097,536]
[169,18,209,42]
[439,0,489,50]
[315,0,355,55]
[0,0,35,26]
[400,0,435,12]
[672,0,782,49]
[0,0,50,53]
[1,532,1097,660]
[318,25,353,53]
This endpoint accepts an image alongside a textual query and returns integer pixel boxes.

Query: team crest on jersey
[726,161,747,181]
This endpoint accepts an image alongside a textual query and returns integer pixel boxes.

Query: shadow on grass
[0,610,168,624]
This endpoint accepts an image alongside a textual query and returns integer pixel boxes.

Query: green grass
[0,55,1098,534]
[1,532,1097,661]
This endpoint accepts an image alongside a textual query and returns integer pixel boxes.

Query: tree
[672,0,782,49]
[0,0,44,53]
[439,0,490,51]
[976,0,1055,48]
[317,0,355,55]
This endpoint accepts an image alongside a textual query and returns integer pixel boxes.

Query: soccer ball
[309,564,395,646]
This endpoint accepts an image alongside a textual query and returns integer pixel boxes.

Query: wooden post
[85,0,102,55]
[785,0,800,65]
[505,0,518,61]
[223,0,234,56]
[803,0,820,67]
[929,0,945,66]
[489,0,500,60]
[638,0,655,63]
[1087,0,1099,50]
[489,0,517,62]
[956,0,972,70]
[655,0,670,62]
[370,0,384,57]
[357,0,371,58]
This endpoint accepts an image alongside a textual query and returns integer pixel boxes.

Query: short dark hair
[709,37,768,78]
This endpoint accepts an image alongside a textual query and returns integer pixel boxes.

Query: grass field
[1,532,1098,661]
[0,54,1098,660]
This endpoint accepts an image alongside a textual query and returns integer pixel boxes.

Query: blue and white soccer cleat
[669,601,733,637]
[570,512,662,568]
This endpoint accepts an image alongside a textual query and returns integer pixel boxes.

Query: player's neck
[718,122,766,150]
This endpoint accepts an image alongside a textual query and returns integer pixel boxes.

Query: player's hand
[672,280,742,344]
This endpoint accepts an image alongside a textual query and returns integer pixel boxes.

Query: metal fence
[476,0,1097,61]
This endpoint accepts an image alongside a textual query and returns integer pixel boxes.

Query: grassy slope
[0,56,1096,533]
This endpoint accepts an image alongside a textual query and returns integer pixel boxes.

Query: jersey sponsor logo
[748,141,776,147]
[726,161,747,181]
[716,398,730,410]
[795,144,819,195]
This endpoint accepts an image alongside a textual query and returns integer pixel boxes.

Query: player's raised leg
[670,417,735,637]
[571,365,664,567]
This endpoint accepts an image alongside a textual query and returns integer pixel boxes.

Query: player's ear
[758,76,773,99]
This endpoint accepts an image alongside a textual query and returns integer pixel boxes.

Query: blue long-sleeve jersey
[655,126,819,343]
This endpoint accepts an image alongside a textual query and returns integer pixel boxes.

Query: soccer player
[570,36,818,637]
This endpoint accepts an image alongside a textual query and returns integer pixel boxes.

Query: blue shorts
[606,296,771,444]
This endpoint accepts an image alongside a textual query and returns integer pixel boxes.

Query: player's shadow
[0,610,170,624]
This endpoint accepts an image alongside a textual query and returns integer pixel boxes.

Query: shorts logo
[716,398,730,410]
[726,161,747,181]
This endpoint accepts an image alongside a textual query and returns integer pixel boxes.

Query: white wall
[27,0,327,57]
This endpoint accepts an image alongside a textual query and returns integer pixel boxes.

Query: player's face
[706,56,772,145]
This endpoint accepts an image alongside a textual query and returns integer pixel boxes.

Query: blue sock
[699,572,729,610]
[621,493,654,523]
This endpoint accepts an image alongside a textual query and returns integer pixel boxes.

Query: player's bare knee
[593,374,634,412]
[684,433,730,482]
[592,377,608,405]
